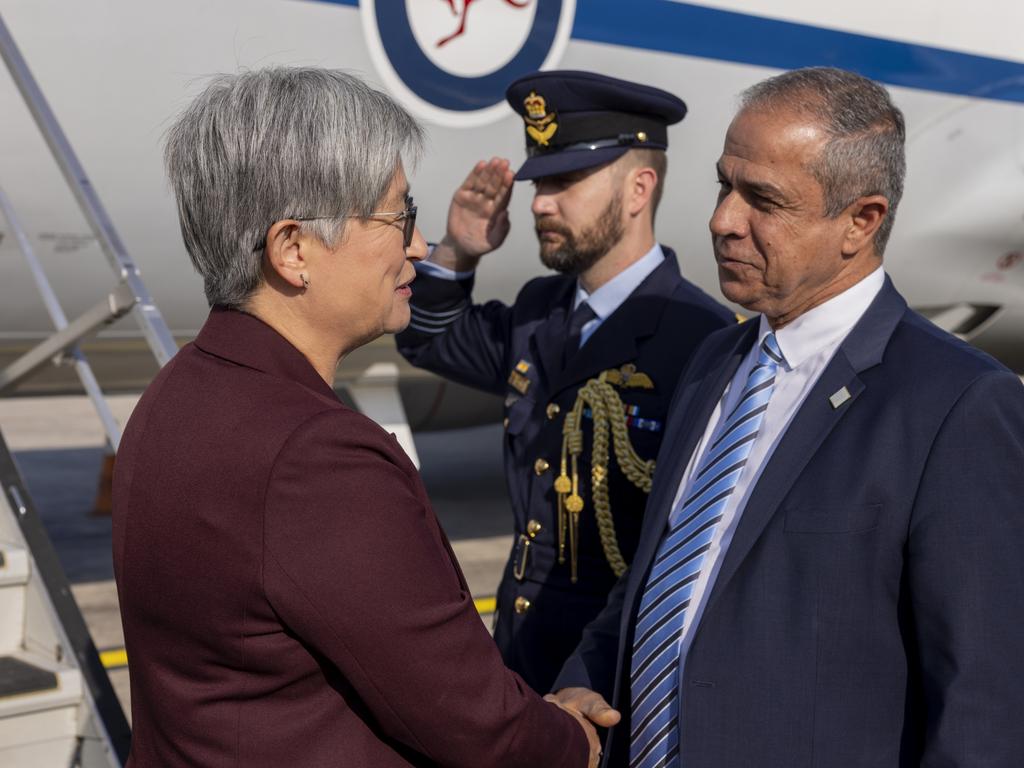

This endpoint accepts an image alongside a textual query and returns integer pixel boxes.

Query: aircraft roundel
[361,0,576,127]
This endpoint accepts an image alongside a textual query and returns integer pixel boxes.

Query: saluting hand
[431,157,514,271]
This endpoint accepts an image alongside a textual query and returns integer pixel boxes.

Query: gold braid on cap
[554,372,656,582]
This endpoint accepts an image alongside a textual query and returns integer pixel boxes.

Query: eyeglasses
[253,195,417,251]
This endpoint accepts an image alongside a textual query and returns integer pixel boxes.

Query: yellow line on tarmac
[100,648,128,669]
[100,596,498,670]
[474,596,496,614]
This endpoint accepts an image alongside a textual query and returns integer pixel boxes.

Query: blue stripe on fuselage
[573,0,1024,104]
[312,0,1024,104]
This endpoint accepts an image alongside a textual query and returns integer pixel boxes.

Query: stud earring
[301,274,310,289]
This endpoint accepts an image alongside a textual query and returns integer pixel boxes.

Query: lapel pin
[828,386,852,410]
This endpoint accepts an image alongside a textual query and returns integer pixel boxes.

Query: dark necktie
[564,301,597,367]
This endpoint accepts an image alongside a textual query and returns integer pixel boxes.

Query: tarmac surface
[0,395,513,724]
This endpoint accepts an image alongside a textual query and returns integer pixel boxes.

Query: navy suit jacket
[555,278,1024,767]
[397,250,733,693]
[112,308,587,767]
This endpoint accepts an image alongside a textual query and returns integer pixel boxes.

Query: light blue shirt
[417,243,666,346]
[572,244,665,346]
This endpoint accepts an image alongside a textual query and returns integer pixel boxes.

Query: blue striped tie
[629,333,784,768]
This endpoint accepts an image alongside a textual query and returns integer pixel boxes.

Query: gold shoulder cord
[554,372,656,582]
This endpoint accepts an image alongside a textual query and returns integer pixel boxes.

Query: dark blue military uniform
[397,252,733,692]
[397,70,735,693]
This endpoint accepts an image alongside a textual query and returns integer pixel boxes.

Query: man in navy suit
[548,67,1024,767]
[397,71,732,694]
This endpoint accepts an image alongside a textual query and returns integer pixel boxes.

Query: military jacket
[396,249,733,692]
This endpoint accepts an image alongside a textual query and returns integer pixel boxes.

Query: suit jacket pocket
[783,503,881,534]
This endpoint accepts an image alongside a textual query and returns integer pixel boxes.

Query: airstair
[0,432,129,766]
[0,10,180,765]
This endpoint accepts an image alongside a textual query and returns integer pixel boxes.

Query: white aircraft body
[1,0,1023,430]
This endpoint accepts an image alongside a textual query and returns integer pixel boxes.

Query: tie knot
[568,301,597,336]
[759,332,784,368]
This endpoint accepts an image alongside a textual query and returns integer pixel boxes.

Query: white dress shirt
[417,243,666,346]
[667,266,885,672]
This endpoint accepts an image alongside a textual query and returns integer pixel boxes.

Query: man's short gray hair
[165,67,423,308]
[740,67,906,255]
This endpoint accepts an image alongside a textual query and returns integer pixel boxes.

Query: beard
[535,193,625,275]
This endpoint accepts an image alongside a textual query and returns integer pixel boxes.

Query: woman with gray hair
[111,67,598,767]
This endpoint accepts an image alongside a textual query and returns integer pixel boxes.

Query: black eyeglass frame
[253,196,417,252]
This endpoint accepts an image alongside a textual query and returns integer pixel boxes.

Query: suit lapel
[621,323,757,629]
[701,277,909,615]
[641,324,756,544]
[530,280,574,386]
[549,252,682,396]
[702,353,864,612]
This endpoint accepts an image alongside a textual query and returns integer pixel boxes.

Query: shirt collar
[573,243,665,320]
[758,266,886,370]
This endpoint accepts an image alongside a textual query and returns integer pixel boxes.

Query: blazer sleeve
[261,409,587,768]
[553,571,629,700]
[395,270,513,395]
[907,370,1024,765]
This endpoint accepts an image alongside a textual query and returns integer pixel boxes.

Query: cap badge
[523,91,558,147]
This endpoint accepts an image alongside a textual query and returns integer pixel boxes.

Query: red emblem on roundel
[997,251,1023,271]
[437,0,534,48]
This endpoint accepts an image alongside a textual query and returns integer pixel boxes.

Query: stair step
[0,651,81,719]
[0,663,79,767]
[0,545,28,653]
[0,656,56,698]
[0,652,81,764]
[0,543,29,587]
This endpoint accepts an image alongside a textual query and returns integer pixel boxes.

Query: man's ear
[263,220,308,290]
[842,195,888,256]
[626,165,658,218]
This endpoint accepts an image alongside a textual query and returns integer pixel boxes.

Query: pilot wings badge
[602,363,654,390]
[523,91,558,147]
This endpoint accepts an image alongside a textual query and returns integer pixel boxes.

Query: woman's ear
[264,220,308,290]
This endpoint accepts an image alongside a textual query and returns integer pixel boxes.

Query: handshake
[545,688,621,768]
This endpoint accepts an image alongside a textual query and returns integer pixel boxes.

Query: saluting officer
[396,70,734,693]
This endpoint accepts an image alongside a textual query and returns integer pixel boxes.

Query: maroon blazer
[112,307,587,767]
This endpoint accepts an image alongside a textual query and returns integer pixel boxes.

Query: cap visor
[514,145,629,181]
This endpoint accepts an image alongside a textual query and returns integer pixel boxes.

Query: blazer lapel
[701,277,909,615]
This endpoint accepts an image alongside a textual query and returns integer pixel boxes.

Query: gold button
[637,131,648,143]
[514,596,531,614]
[503,417,510,429]
[534,458,550,475]
[546,403,560,420]
[527,519,543,537]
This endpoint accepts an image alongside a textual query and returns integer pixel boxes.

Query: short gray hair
[740,67,906,254]
[165,67,423,308]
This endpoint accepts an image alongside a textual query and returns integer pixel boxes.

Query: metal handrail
[0,187,132,450]
[0,11,178,372]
